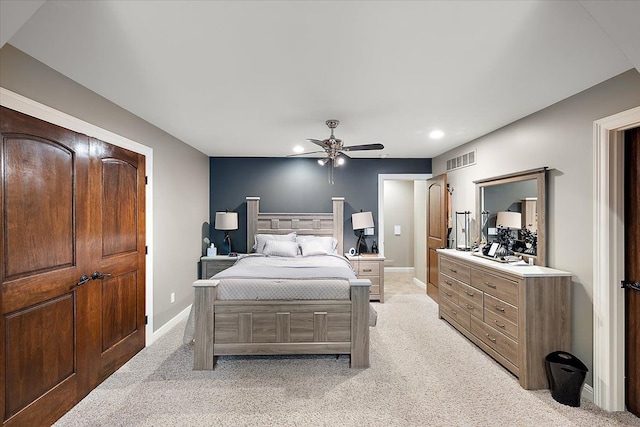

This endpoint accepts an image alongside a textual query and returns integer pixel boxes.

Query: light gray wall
[383,180,414,267]
[414,180,427,283]
[432,69,640,386]
[0,45,210,332]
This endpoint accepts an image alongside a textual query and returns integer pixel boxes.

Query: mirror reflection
[481,179,538,255]
[475,168,547,265]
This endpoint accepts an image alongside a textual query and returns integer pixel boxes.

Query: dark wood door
[1,107,92,425]
[426,174,447,301]
[0,107,146,425]
[88,138,146,386]
[625,127,640,416]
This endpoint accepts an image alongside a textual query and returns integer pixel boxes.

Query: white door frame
[1,88,155,346]
[377,173,432,257]
[593,106,640,411]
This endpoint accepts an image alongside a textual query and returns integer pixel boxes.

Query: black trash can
[545,351,589,407]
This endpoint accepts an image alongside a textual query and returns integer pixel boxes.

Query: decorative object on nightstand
[352,211,374,254]
[495,211,521,257]
[215,210,238,255]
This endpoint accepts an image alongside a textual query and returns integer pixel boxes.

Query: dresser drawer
[440,296,470,330]
[485,308,518,341]
[471,316,518,367]
[438,289,458,305]
[439,272,459,293]
[484,293,518,325]
[471,268,518,305]
[459,291,482,319]
[458,282,483,308]
[356,261,380,276]
[440,256,471,283]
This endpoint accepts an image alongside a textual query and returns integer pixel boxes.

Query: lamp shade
[352,211,374,230]
[214,211,238,230]
[496,211,521,229]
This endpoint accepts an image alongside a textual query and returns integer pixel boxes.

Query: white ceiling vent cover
[446,150,476,172]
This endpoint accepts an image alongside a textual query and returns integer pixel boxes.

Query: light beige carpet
[55,273,639,426]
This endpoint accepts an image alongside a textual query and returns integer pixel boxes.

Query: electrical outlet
[170,292,175,303]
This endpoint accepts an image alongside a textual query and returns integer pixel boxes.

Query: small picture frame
[487,242,499,257]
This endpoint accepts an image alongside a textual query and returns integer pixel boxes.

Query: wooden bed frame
[192,197,370,370]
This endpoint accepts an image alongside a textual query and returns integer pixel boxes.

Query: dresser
[200,255,238,279]
[345,254,385,302]
[437,249,571,389]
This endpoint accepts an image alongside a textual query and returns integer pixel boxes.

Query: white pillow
[254,232,296,253]
[299,239,328,256]
[262,239,299,257]
[296,235,337,254]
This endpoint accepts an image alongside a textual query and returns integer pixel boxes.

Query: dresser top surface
[437,249,571,278]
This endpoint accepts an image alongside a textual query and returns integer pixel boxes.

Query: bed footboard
[192,278,370,370]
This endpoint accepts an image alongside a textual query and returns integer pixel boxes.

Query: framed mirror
[474,167,547,265]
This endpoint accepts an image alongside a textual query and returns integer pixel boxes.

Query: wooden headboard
[246,197,344,255]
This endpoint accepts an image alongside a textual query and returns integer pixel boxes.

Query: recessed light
[293,145,304,153]
[429,130,444,139]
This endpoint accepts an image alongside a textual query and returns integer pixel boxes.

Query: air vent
[446,150,476,172]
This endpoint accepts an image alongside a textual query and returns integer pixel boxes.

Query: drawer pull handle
[363,269,372,272]
[465,304,474,310]
[494,320,506,328]
[450,268,458,273]
[485,282,497,288]
[465,290,474,296]
[446,280,453,286]
[445,291,453,297]
[485,333,497,343]
[451,310,457,315]
[493,305,505,312]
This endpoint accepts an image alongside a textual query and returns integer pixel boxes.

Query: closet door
[0,107,146,426]
[1,106,92,426]
[87,138,146,387]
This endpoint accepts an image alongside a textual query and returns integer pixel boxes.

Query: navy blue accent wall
[210,157,431,253]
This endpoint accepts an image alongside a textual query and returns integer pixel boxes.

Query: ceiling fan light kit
[294,119,385,184]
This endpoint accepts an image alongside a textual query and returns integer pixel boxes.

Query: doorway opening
[378,174,432,287]
[593,106,640,411]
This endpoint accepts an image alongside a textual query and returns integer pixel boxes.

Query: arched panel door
[426,174,447,302]
[88,138,146,387]
[1,106,91,426]
[1,107,146,426]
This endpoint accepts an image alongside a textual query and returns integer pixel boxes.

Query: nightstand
[200,255,239,279]
[345,254,385,302]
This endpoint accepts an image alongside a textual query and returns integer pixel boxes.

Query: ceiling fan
[292,119,384,183]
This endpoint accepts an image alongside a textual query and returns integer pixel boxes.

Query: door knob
[76,275,91,287]
[91,271,112,280]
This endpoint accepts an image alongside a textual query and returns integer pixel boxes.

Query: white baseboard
[582,383,594,403]
[148,304,192,345]
[413,277,427,290]
[384,267,415,273]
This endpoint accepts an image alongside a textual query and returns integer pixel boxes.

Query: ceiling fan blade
[287,150,325,157]
[342,143,384,151]
[307,138,329,149]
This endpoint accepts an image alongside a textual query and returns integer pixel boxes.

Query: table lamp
[215,211,238,255]
[352,211,374,255]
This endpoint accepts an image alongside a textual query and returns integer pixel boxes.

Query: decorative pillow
[299,239,328,256]
[254,232,296,253]
[296,235,338,254]
[262,239,299,257]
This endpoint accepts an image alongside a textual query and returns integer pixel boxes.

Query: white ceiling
[1,1,638,159]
